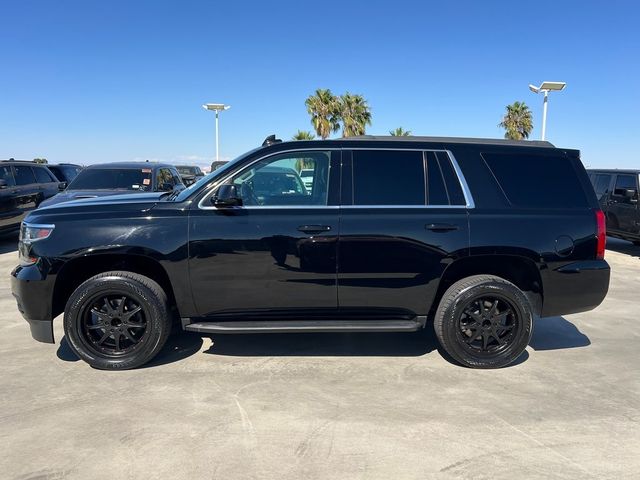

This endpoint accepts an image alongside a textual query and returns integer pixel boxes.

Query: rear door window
[0,166,16,186]
[13,166,37,185]
[593,174,612,199]
[482,153,587,208]
[352,150,425,205]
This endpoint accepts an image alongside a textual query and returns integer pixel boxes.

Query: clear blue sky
[1,0,638,168]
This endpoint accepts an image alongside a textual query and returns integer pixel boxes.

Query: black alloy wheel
[64,271,172,370]
[434,275,533,369]
[81,294,148,356]
[457,295,518,354]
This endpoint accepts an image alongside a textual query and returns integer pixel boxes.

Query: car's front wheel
[64,271,171,370]
[434,275,533,369]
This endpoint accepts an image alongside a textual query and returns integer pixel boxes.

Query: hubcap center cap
[110,318,122,327]
[482,320,492,328]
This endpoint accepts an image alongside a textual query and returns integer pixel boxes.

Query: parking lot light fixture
[528,81,566,141]
[202,103,231,163]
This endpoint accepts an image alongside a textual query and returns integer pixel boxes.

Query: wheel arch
[431,254,543,318]
[52,253,178,319]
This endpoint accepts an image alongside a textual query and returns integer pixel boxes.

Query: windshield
[173,149,260,202]
[68,168,154,191]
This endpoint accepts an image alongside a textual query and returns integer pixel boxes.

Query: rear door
[337,148,470,316]
[32,166,60,201]
[609,173,640,234]
[12,165,40,214]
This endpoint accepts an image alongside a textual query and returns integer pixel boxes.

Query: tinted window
[33,167,55,183]
[426,152,448,205]
[593,174,611,197]
[157,168,175,189]
[483,153,587,208]
[613,174,638,195]
[352,150,425,205]
[230,151,330,206]
[176,166,196,175]
[68,168,153,191]
[13,166,37,185]
[0,166,15,186]
[50,165,82,182]
[435,152,466,205]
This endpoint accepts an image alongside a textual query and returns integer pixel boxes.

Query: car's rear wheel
[64,271,171,370]
[434,275,532,369]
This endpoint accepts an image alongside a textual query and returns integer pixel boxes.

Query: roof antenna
[262,134,282,147]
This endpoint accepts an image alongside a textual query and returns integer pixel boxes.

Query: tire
[63,271,172,370]
[434,275,533,369]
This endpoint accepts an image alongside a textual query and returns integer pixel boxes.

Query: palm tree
[305,89,340,139]
[389,127,411,136]
[292,130,315,141]
[499,101,533,140]
[339,93,372,137]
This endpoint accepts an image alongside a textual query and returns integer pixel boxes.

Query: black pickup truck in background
[11,136,610,370]
[588,169,640,245]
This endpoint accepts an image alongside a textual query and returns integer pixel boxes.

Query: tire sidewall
[64,274,168,369]
[441,281,533,368]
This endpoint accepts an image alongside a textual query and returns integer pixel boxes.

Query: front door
[609,173,639,235]
[338,149,470,317]
[188,149,340,317]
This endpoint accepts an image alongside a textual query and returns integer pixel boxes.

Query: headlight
[20,223,55,243]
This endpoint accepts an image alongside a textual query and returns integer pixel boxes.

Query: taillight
[594,209,606,260]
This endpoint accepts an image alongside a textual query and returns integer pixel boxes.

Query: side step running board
[184,317,426,334]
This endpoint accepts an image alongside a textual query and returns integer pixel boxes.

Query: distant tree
[292,130,316,141]
[305,89,340,139]
[339,93,372,137]
[389,127,411,136]
[499,101,533,140]
[33,158,48,164]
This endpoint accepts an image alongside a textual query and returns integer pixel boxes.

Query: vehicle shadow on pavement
[202,329,439,357]
[606,237,640,258]
[529,316,590,350]
[56,333,204,367]
[0,234,18,254]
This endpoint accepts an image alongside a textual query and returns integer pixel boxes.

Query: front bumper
[11,263,56,344]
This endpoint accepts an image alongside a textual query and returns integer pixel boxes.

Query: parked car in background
[0,160,62,233]
[588,169,640,245]
[211,160,228,171]
[39,162,185,208]
[47,163,83,185]
[299,168,314,191]
[175,165,204,186]
[12,135,609,370]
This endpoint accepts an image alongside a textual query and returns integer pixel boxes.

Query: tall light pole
[202,103,230,163]
[528,81,566,141]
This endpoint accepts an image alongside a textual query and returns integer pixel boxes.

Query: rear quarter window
[482,152,588,208]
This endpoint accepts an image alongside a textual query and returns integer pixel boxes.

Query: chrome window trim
[197,147,475,210]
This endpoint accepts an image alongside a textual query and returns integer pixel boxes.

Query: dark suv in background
[11,136,610,370]
[588,169,640,244]
[47,163,83,185]
[40,162,185,207]
[0,160,61,234]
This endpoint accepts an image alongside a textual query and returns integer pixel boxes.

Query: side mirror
[624,189,638,202]
[212,184,243,207]
[160,182,174,191]
[0,179,7,189]
[58,182,67,191]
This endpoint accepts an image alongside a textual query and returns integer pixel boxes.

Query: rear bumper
[10,263,56,344]
[541,260,610,317]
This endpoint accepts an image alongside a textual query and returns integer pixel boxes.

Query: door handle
[297,225,331,233]
[426,223,459,232]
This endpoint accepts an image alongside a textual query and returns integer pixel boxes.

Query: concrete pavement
[1,236,638,479]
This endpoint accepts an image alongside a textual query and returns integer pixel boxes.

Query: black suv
[0,160,62,234]
[47,163,83,185]
[588,169,640,244]
[11,136,610,370]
